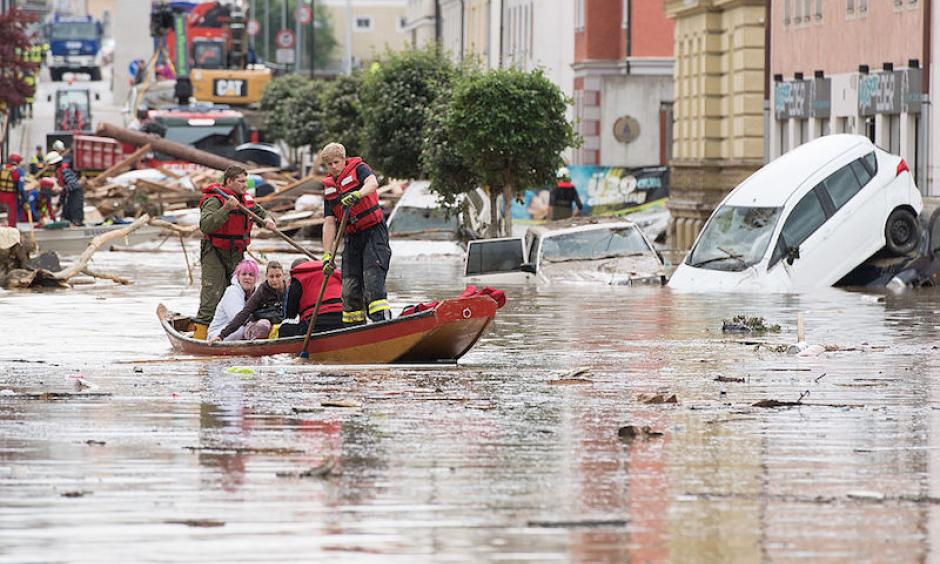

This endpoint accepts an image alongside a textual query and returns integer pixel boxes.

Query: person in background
[29,145,44,176]
[45,151,83,226]
[207,259,260,340]
[550,166,583,220]
[0,153,25,227]
[278,257,345,338]
[208,261,287,344]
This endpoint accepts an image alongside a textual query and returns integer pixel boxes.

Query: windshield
[541,226,651,263]
[56,90,90,110]
[164,124,238,146]
[687,205,782,271]
[51,22,97,41]
[388,207,459,238]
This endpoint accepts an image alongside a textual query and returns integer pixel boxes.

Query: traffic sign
[275,48,295,64]
[247,19,260,37]
[275,29,295,49]
[296,4,312,25]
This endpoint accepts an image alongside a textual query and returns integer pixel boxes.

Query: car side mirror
[520,263,536,274]
[95,93,101,101]
[785,246,800,265]
[47,94,52,102]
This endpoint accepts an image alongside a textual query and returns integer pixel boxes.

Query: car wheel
[885,208,920,256]
[89,68,102,81]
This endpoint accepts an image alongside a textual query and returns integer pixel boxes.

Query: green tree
[318,72,364,156]
[282,79,326,149]
[360,46,457,179]
[443,68,579,236]
[420,81,481,211]
[259,73,310,141]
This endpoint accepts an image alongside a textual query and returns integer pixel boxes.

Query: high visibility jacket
[290,260,344,320]
[0,165,20,193]
[322,157,383,235]
[198,183,254,251]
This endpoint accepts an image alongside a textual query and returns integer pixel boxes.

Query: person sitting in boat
[193,165,276,340]
[208,261,287,344]
[278,257,345,338]
[207,259,259,340]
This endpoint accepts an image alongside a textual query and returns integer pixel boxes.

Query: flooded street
[4,247,940,562]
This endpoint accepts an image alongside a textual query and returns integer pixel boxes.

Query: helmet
[40,177,55,189]
[8,153,22,164]
[45,151,63,165]
[52,140,66,152]
[556,166,570,180]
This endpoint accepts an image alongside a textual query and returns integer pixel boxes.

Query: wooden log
[255,172,322,203]
[89,144,152,187]
[95,123,243,172]
[148,217,200,236]
[54,214,152,282]
[81,268,132,285]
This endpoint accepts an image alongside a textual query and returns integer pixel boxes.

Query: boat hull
[20,224,165,256]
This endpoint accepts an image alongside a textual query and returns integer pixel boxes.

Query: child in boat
[206,259,259,341]
[209,261,287,344]
[278,257,345,337]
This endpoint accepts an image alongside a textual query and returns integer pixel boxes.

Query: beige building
[402,0,436,48]
[321,0,409,74]
[665,0,766,251]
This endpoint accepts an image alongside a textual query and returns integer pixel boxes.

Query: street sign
[275,48,295,64]
[296,4,312,25]
[275,29,295,49]
[247,19,260,37]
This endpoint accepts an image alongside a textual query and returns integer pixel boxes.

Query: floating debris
[527,518,628,529]
[225,366,256,375]
[276,459,335,479]
[722,315,781,334]
[637,393,677,404]
[165,519,226,528]
[714,375,745,383]
[617,425,664,440]
[321,399,362,408]
[548,378,593,385]
[60,491,91,498]
[85,440,106,446]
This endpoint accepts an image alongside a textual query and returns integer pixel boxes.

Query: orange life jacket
[322,157,383,235]
[0,164,19,193]
[199,182,254,252]
[290,260,344,320]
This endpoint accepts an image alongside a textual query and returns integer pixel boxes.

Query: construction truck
[156,1,271,106]
[45,14,104,81]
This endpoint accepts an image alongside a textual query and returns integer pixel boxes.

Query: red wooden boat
[156,295,499,363]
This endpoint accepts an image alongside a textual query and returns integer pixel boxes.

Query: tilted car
[669,135,923,292]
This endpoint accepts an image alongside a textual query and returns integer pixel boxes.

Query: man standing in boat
[193,165,276,340]
[320,142,392,326]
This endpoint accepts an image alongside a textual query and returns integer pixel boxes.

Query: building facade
[665,0,766,251]
[320,0,409,74]
[768,0,928,193]
[572,0,674,169]
[402,0,436,47]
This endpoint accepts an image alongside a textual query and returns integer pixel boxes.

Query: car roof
[526,217,639,238]
[396,180,448,209]
[724,134,873,207]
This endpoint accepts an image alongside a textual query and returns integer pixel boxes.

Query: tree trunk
[95,123,243,172]
[501,183,514,238]
[487,184,499,238]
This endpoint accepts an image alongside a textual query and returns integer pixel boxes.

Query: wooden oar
[213,188,317,261]
[299,206,350,360]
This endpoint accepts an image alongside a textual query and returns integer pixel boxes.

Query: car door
[463,238,532,284]
[821,155,884,268]
[767,187,833,290]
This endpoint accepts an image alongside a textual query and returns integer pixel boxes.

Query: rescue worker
[30,177,56,224]
[45,151,83,225]
[193,165,276,340]
[23,72,35,118]
[0,153,25,228]
[279,257,345,338]
[319,142,392,326]
[550,166,583,220]
[29,145,44,176]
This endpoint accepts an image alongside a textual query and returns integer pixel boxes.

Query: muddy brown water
[3,246,940,562]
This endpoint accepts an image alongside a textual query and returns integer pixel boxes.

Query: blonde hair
[320,142,346,162]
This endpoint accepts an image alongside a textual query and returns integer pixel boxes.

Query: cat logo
[213,79,247,98]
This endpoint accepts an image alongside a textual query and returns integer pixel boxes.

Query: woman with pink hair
[207,259,259,340]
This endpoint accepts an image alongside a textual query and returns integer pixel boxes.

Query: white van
[386,180,490,259]
[669,135,923,292]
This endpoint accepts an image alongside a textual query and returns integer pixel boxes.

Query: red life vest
[290,260,344,320]
[322,157,384,235]
[198,183,255,252]
[0,165,18,193]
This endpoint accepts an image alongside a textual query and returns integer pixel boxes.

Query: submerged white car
[387,180,490,259]
[464,217,666,285]
[669,135,923,292]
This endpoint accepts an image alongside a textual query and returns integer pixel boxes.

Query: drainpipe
[624,0,631,73]
[435,0,441,52]
[497,0,504,68]
[460,0,465,60]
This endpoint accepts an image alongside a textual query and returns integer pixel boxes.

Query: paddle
[213,187,318,261]
[298,206,350,360]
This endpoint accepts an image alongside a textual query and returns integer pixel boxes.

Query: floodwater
[3,243,940,562]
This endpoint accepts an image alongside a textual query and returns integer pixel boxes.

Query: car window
[850,159,873,187]
[466,240,524,276]
[862,151,878,175]
[823,164,862,209]
[541,227,651,263]
[770,191,827,267]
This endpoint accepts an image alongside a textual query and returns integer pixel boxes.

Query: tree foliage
[318,72,364,156]
[260,73,310,142]
[360,46,456,179]
[443,68,579,236]
[282,79,326,149]
[420,81,480,211]
[0,8,38,113]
